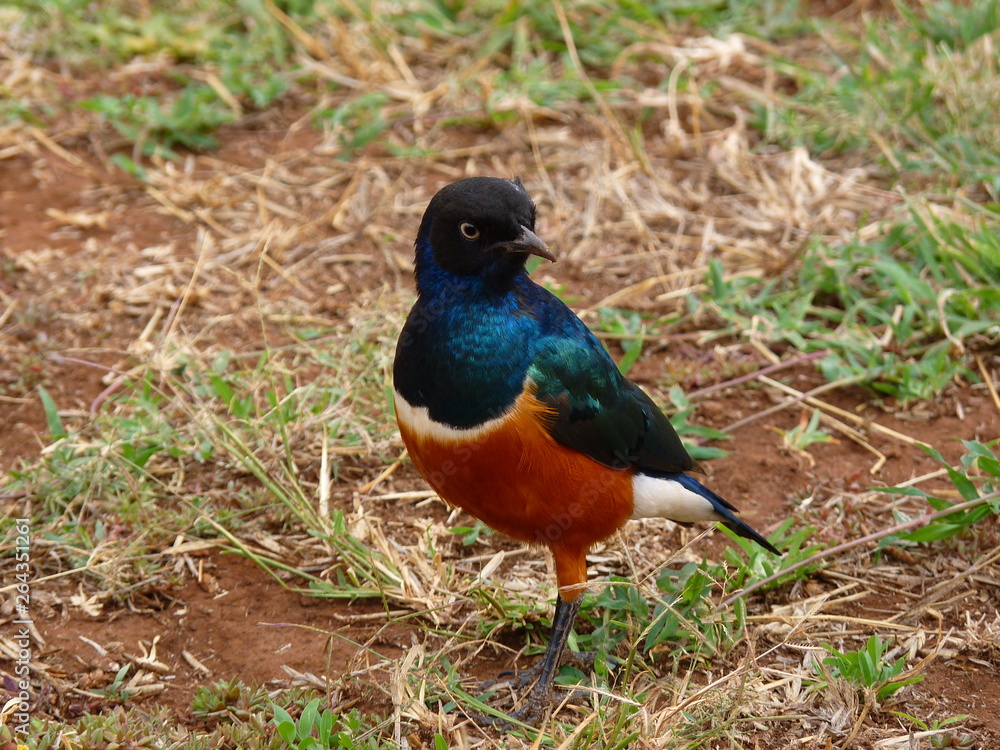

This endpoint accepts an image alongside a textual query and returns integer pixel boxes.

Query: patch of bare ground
[41,551,408,720]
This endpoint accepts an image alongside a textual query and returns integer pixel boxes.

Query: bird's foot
[480,650,605,692]
[459,680,589,730]
[462,652,608,728]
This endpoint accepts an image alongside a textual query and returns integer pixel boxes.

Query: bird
[392,176,780,722]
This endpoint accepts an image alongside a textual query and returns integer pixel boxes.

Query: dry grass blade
[757,376,931,449]
[976,354,1000,417]
[814,411,888,474]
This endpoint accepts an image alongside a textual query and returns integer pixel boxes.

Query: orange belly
[396,389,634,597]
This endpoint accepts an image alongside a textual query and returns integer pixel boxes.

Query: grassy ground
[1,0,999,748]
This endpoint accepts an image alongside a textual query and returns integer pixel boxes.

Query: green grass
[2,313,396,598]
[884,439,1000,546]
[759,0,1000,195]
[9,0,295,154]
[818,635,923,703]
[82,90,238,157]
[27,680,365,750]
[697,204,1000,403]
[273,698,386,750]
[772,408,833,456]
[736,0,1000,420]
[6,0,823,163]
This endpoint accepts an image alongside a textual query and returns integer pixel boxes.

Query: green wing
[529,337,694,473]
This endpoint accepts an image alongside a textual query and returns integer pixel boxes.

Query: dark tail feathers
[672,473,781,556]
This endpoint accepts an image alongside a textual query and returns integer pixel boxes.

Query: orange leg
[553,544,589,603]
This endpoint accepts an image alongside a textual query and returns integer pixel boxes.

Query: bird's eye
[459,222,480,240]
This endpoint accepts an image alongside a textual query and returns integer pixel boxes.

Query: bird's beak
[502,225,557,263]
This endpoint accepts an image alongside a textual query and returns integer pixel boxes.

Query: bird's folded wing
[528,338,694,474]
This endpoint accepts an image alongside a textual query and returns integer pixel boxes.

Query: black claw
[458,681,564,730]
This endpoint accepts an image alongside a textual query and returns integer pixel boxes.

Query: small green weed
[929,734,977,750]
[883,439,1000,546]
[27,704,241,750]
[819,635,922,701]
[0,95,37,124]
[720,518,822,592]
[82,88,236,157]
[891,712,975,750]
[315,92,392,159]
[566,521,804,675]
[451,518,492,546]
[28,680,335,749]
[37,384,66,438]
[597,307,647,377]
[577,560,743,668]
[667,386,730,461]
[97,664,134,702]
[191,678,289,720]
[772,408,833,459]
[272,699,383,750]
[470,582,551,643]
[305,510,408,600]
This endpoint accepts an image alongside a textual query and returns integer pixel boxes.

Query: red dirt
[42,551,406,720]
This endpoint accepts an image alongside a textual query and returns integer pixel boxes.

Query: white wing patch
[630,473,722,523]
[394,388,513,443]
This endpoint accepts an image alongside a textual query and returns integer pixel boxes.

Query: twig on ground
[688,349,830,400]
[758,375,930,448]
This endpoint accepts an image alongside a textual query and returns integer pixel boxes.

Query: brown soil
[41,551,407,720]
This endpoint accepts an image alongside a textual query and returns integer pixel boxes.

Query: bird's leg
[528,594,580,688]
[491,650,598,691]
[505,594,585,722]
[466,595,587,727]
[483,594,582,683]
[479,593,585,686]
